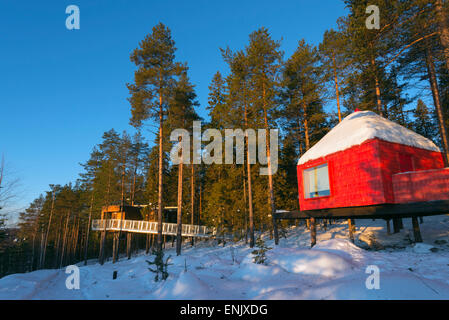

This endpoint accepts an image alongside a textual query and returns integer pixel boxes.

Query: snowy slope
[298,111,440,165]
[1,215,449,300]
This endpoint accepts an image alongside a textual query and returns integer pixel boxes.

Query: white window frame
[303,163,331,199]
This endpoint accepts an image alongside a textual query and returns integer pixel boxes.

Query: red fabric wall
[297,138,444,210]
[393,168,449,203]
[377,140,444,203]
[297,139,384,210]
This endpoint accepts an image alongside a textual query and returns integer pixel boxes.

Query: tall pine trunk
[176,156,183,256]
[435,0,449,72]
[40,191,55,269]
[131,151,139,206]
[30,225,38,271]
[115,152,127,263]
[71,217,79,264]
[370,55,384,116]
[59,211,70,268]
[245,102,255,248]
[262,85,277,244]
[199,181,202,224]
[332,53,342,122]
[302,102,316,234]
[425,45,449,166]
[84,193,94,265]
[157,91,164,252]
[54,217,62,268]
[190,163,195,246]
[242,165,248,244]
[302,102,310,150]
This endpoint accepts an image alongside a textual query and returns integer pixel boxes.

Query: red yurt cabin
[297,110,449,211]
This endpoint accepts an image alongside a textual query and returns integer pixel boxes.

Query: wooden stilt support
[112,232,119,263]
[273,216,279,245]
[99,230,106,265]
[412,216,423,243]
[419,216,423,224]
[386,219,391,235]
[398,218,404,230]
[310,217,316,247]
[126,233,132,260]
[393,218,401,233]
[145,234,150,254]
[348,219,355,243]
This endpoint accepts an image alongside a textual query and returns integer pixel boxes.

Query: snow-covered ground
[1,215,449,300]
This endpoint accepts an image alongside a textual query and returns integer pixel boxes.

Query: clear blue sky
[0,0,348,218]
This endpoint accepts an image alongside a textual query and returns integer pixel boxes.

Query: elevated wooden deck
[273,200,449,220]
[272,200,449,247]
[92,219,213,238]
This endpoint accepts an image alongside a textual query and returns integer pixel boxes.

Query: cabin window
[303,163,330,199]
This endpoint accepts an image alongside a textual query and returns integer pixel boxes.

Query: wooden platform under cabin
[273,200,449,220]
[272,200,449,247]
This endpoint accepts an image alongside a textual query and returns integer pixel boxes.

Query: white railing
[92,219,212,238]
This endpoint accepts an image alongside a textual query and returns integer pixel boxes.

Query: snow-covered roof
[298,111,440,165]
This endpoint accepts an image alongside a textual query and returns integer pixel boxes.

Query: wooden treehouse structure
[273,111,449,246]
[92,205,213,264]
[100,205,143,220]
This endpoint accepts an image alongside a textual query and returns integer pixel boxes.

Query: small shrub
[251,238,272,265]
[146,249,172,281]
[278,228,288,239]
[230,246,235,264]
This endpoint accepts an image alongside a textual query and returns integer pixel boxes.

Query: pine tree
[251,238,272,265]
[282,40,328,153]
[114,131,132,263]
[221,49,256,246]
[146,250,172,281]
[342,0,408,116]
[0,213,6,253]
[166,71,200,256]
[396,0,449,164]
[39,186,57,268]
[434,0,449,73]
[128,23,185,252]
[319,28,349,121]
[17,196,44,270]
[439,64,449,133]
[281,39,328,234]
[207,71,228,129]
[413,99,438,141]
[246,27,283,244]
[129,131,150,206]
